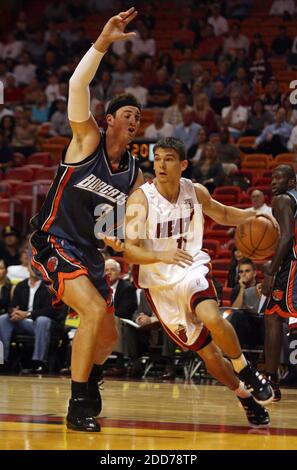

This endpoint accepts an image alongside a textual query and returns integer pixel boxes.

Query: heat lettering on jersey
[156,215,192,239]
[75,174,127,205]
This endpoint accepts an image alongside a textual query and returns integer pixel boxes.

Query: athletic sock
[234,380,251,398]
[230,354,248,373]
[71,381,88,399]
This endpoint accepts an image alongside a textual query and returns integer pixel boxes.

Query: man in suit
[0,263,66,372]
[104,258,137,376]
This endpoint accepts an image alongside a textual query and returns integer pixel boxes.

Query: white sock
[234,380,251,398]
[231,354,248,373]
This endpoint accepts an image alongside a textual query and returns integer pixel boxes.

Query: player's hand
[101,235,125,252]
[158,249,193,267]
[255,213,280,235]
[100,7,137,45]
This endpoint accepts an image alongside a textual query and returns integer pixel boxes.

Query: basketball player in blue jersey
[262,165,297,402]
[105,137,275,427]
[30,8,144,432]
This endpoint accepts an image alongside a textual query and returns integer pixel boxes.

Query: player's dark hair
[106,93,141,117]
[153,137,186,161]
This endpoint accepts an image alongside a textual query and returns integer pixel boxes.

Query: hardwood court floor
[0,375,297,450]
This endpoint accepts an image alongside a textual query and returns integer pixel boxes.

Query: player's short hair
[106,93,141,117]
[274,164,296,181]
[153,137,186,161]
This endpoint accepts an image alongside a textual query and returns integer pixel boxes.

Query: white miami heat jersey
[136,178,210,288]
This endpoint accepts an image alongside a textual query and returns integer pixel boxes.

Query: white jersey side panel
[137,178,210,288]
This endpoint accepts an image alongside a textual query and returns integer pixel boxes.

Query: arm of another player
[66,8,138,163]
[262,194,295,296]
[194,183,257,225]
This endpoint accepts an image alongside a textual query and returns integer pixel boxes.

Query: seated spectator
[193,93,218,135]
[104,259,137,377]
[50,96,71,137]
[173,108,201,151]
[269,0,295,18]
[23,78,43,105]
[0,259,12,316]
[45,73,60,103]
[210,80,230,117]
[245,99,273,136]
[246,190,272,215]
[192,143,225,192]
[0,130,14,173]
[125,72,148,108]
[13,51,36,86]
[208,3,229,37]
[164,91,192,127]
[214,61,233,88]
[0,226,21,267]
[173,18,195,52]
[0,115,15,142]
[249,48,272,87]
[12,115,37,157]
[228,258,264,348]
[156,52,175,77]
[0,264,66,373]
[188,127,209,164]
[147,68,172,108]
[229,67,249,96]
[239,81,256,112]
[175,48,196,85]
[44,0,68,23]
[0,103,14,121]
[227,246,245,288]
[261,77,283,115]
[222,90,248,140]
[133,26,156,58]
[287,124,297,151]
[196,24,224,60]
[282,95,297,127]
[223,22,249,56]
[144,108,173,139]
[249,33,268,61]
[271,25,293,56]
[215,126,240,175]
[94,70,115,104]
[226,0,253,20]
[93,102,107,131]
[112,58,133,90]
[4,73,24,106]
[254,107,292,157]
[1,32,23,61]
[7,245,29,284]
[31,92,50,124]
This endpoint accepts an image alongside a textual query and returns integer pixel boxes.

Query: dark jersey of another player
[31,131,139,248]
[286,189,297,260]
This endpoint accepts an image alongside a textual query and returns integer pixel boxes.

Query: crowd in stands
[0,0,297,382]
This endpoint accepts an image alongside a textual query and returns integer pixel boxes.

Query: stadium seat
[35,167,57,181]
[204,229,230,243]
[213,186,242,201]
[6,167,34,182]
[203,239,221,257]
[26,152,53,166]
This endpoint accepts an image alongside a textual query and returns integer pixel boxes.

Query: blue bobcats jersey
[31,131,139,248]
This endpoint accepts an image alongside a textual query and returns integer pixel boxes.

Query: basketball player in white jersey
[104,137,275,427]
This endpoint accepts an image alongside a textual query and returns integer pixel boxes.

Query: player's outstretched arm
[195,183,258,226]
[67,8,138,152]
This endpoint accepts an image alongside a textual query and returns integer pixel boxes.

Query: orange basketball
[235,216,279,259]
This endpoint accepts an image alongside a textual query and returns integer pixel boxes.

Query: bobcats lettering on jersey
[75,174,127,205]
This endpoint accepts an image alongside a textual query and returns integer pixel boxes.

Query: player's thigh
[194,299,221,327]
[62,274,107,318]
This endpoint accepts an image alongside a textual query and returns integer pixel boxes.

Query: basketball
[235,216,279,259]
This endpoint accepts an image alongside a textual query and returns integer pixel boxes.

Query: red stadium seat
[6,167,34,182]
[26,152,53,166]
[204,229,230,243]
[211,259,232,271]
[34,167,57,181]
[203,239,221,257]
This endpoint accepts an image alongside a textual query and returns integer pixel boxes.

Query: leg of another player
[62,275,113,431]
[264,313,284,401]
[195,299,273,404]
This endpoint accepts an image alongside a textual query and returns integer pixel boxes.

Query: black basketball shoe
[269,378,282,402]
[88,379,103,416]
[238,363,274,405]
[66,398,101,432]
[238,396,270,428]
